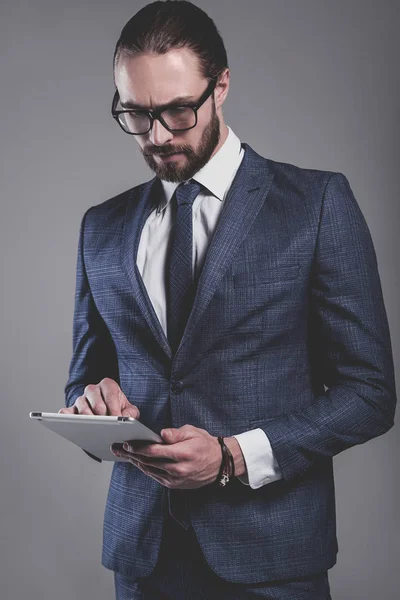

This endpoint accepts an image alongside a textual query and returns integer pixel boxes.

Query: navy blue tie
[167,179,202,355]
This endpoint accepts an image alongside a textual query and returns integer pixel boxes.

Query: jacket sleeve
[258,172,397,482]
[64,208,120,409]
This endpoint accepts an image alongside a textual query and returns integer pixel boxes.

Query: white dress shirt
[136,125,282,489]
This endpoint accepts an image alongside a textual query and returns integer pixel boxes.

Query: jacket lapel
[121,176,172,359]
[175,142,275,364]
[121,142,275,363]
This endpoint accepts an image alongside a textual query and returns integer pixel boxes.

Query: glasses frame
[111,77,218,135]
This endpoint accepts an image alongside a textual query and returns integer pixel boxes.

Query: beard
[140,98,221,183]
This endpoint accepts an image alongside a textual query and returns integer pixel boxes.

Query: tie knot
[175,179,202,207]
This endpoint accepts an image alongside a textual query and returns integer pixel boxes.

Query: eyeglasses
[111,78,217,135]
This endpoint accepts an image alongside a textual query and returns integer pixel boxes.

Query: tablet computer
[30,412,163,463]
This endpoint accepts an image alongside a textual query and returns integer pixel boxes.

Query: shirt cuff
[232,428,283,489]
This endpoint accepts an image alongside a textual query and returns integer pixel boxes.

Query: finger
[126,453,173,471]
[97,378,140,419]
[58,406,78,414]
[132,457,170,473]
[121,456,170,487]
[120,392,140,419]
[130,458,170,481]
[99,378,125,416]
[121,403,141,419]
[111,445,137,459]
[110,443,124,454]
[74,395,96,415]
[123,441,176,461]
[83,384,108,415]
[113,446,170,471]
[122,441,151,453]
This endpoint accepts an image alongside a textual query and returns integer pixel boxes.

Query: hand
[58,378,140,418]
[111,424,223,489]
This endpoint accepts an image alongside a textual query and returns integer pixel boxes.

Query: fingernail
[123,442,129,451]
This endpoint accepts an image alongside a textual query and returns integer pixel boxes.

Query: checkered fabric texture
[64,142,396,584]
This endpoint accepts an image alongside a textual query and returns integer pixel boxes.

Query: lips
[156,152,186,162]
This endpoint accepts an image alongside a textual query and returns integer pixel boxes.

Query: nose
[149,117,174,146]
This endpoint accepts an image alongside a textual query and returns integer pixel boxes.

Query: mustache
[144,147,187,157]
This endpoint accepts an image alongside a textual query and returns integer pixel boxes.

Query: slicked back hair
[113,0,228,83]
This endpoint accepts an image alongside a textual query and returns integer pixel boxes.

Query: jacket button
[172,380,184,394]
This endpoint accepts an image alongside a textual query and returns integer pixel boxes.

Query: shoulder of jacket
[265,156,340,186]
[81,179,154,222]
[261,156,350,209]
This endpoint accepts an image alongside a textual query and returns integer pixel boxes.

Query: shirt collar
[157,125,243,214]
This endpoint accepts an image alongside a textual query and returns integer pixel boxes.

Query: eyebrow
[120,95,198,111]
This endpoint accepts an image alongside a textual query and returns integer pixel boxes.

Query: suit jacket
[64,141,397,583]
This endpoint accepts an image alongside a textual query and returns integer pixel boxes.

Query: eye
[166,106,190,115]
[129,110,148,117]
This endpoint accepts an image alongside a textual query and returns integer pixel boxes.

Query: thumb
[160,426,189,444]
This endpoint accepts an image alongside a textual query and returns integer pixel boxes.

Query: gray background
[1,1,399,598]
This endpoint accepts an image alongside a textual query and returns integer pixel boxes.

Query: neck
[209,122,229,161]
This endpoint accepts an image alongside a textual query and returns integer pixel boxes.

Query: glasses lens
[161,107,196,131]
[118,111,151,135]
[115,106,196,134]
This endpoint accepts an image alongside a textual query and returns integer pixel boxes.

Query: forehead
[114,48,206,107]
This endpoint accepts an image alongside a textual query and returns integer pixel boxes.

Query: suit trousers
[114,506,333,600]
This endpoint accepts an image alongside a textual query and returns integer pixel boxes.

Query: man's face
[114,48,223,183]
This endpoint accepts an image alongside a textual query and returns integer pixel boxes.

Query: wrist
[223,436,247,478]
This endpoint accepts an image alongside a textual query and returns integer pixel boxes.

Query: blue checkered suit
[64,142,396,583]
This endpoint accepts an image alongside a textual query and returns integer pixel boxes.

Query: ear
[215,68,230,108]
